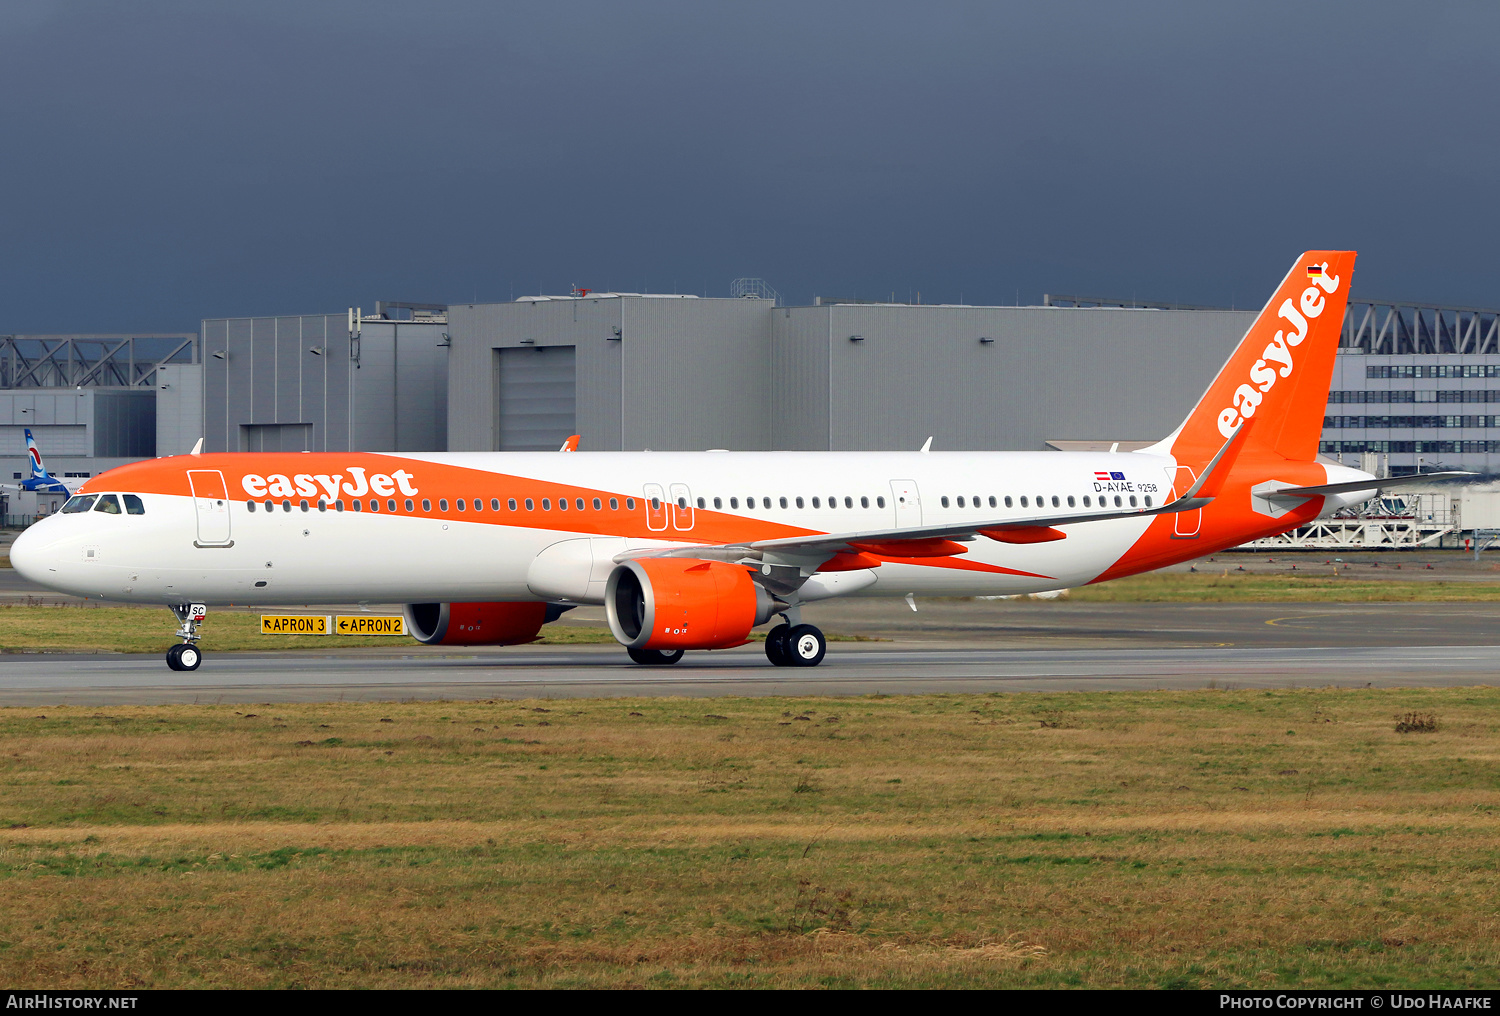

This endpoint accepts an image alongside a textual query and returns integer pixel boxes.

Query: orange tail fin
[1159,250,1356,467]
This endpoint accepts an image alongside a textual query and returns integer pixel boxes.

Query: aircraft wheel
[627,647,684,666]
[177,644,203,671]
[764,624,792,666]
[786,624,826,667]
[165,644,184,671]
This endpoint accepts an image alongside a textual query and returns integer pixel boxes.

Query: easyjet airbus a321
[10,251,1468,671]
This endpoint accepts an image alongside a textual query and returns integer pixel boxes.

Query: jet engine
[605,558,777,651]
[403,601,570,646]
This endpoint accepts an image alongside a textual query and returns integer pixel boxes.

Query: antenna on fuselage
[190,438,203,456]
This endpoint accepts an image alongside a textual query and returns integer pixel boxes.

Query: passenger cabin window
[609,498,619,510]
[93,494,122,514]
[844,496,853,508]
[507,499,516,510]
[811,497,820,508]
[1145,495,1153,507]
[877,496,885,508]
[247,500,257,512]
[1066,496,1075,507]
[941,496,950,508]
[61,495,96,513]
[300,499,310,512]
[1129,495,1138,507]
[440,499,449,512]
[955,496,963,508]
[318,499,328,512]
[558,498,568,511]
[1020,496,1028,507]
[730,497,739,509]
[1052,496,1060,508]
[795,496,804,508]
[989,496,997,508]
[524,499,534,510]
[283,500,293,512]
[369,500,379,512]
[576,499,585,510]
[861,496,869,508]
[625,498,635,510]
[351,500,362,511]
[456,499,465,511]
[335,499,344,512]
[265,500,274,511]
[594,498,602,510]
[1083,495,1091,507]
[779,497,788,509]
[390,499,399,512]
[541,498,550,510]
[1005,496,1013,507]
[697,497,706,509]
[714,497,723,509]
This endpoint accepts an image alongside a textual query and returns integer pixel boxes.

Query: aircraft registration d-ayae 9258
[9,251,1471,672]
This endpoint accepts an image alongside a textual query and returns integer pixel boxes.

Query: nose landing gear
[166,603,207,671]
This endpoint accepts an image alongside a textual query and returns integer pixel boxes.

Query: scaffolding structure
[0,334,198,389]
[1241,493,1456,549]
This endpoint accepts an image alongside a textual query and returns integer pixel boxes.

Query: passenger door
[1167,466,1202,538]
[187,469,233,547]
[890,479,922,527]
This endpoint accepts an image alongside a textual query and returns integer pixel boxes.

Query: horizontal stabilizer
[1266,471,1477,501]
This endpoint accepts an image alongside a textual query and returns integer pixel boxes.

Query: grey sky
[1,1,1495,331]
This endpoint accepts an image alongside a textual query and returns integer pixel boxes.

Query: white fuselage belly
[21,450,1176,606]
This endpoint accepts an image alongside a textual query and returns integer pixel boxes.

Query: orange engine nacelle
[605,559,777,651]
[403,601,566,646]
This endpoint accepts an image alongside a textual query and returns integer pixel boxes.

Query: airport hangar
[5,288,1500,522]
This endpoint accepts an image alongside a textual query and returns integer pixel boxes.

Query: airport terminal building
[4,287,1499,521]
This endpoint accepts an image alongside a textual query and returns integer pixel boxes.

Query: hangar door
[493,346,577,451]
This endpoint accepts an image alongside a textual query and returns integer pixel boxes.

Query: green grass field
[0,689,1497,988]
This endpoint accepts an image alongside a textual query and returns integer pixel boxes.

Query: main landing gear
[166,603,207,671]
[764,620,827,668]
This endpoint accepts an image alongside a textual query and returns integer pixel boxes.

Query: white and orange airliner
[10,251,1464,672]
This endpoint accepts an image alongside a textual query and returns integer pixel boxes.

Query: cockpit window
[61,494,96,513]
[93,494,122,514]
[124,494,145,515]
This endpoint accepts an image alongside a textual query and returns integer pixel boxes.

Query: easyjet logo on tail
[1216,263,1341,438]
[240,467,420,501]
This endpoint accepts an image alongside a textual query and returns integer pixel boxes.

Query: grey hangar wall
[445,296,1256,453]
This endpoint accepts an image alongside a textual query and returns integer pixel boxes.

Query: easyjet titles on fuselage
[241,467,420,502]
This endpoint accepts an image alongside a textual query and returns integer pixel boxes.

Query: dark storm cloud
[0,0,1495,330]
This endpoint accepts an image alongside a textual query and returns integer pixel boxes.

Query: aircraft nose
[8,526,43,582]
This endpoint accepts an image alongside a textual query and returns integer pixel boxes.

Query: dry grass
[0,688,1497,987]
[1070,571,1500,602]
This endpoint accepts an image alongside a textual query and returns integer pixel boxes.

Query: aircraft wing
[618,416,1247,564]
[616,492,1213,563]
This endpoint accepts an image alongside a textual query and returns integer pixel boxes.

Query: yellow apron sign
[336,615,406,636]
[260,615,331,635]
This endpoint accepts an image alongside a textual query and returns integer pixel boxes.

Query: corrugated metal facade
[447,297,1255,453]
[201,314,447,454]
[446,296,772,452]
